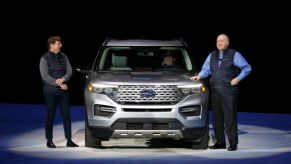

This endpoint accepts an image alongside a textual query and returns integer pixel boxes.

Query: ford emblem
[140,89,156,98]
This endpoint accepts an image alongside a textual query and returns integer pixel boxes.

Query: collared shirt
[198,51,251,81]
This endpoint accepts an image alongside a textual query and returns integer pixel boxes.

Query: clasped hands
[55,78,68,90]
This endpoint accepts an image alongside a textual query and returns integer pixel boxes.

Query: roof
[104,39,185,47]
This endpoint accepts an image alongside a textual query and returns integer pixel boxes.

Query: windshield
[96,46,193,72]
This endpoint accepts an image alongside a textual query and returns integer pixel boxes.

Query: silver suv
[78,38,209,149]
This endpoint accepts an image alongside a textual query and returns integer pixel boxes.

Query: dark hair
[163,51,175,57]
[47,36,62,49]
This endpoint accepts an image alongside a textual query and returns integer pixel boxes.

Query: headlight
[88,83,118,93]
[177,84,206,94]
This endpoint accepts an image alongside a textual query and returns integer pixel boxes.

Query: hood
[90,71,199,85]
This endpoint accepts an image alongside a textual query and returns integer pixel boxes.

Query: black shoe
[67,140,79,147]
[209,143,226,149]
[47,140,56,148]
[228,145,237,151]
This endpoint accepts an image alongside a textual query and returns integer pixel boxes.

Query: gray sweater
[39,54,72,86]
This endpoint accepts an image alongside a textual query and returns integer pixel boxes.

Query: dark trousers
[43,91,71,140]
[211,92,238,146]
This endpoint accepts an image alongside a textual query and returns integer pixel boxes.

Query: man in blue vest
[39,36,78,148]
[191,34,251,151]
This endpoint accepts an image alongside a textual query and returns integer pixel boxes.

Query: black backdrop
[1,2,289,113]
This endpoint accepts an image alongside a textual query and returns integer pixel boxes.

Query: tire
[191,122,209,149]
[85,121,102,148]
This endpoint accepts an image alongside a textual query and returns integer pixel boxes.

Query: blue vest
[42,52,67,92]
[210,48,239,93]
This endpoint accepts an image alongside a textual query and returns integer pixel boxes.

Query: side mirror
[76,67,92,74]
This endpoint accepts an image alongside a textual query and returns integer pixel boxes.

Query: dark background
[0,2,289,113]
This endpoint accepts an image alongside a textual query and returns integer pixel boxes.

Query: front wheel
[85,122,102,148]
[191,123,209,149]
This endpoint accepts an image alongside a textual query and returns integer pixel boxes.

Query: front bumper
[85,90,208,139]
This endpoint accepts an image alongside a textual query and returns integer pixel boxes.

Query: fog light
[179,105,201,117]
[94,105,116,117]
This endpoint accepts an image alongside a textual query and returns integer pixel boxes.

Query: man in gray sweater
[39,36,78,148]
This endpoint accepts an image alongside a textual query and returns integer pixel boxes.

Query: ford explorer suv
[77,38,209,149]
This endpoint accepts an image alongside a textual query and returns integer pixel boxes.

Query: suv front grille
[109,85,184,105]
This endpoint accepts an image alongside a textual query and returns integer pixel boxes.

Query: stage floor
[1,103,291,163]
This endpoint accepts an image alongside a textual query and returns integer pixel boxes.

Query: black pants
[43,91,71,140]
[211,92,238,146]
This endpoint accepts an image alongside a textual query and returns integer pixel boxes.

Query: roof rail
[102,37,111,46]
[173,37,187,47]
[102,37,187,47]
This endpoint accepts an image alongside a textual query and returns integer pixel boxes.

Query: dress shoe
[47,140,56,148]
[228,145,237,151]
[209,143,226,149]
[67,140,79,147]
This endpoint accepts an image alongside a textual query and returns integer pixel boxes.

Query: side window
[182,49,193,71]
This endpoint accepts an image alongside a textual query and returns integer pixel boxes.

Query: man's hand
[231,78,239,86]
[190,75,200,81]
[56,78,65,86]
[60,84,68,90]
